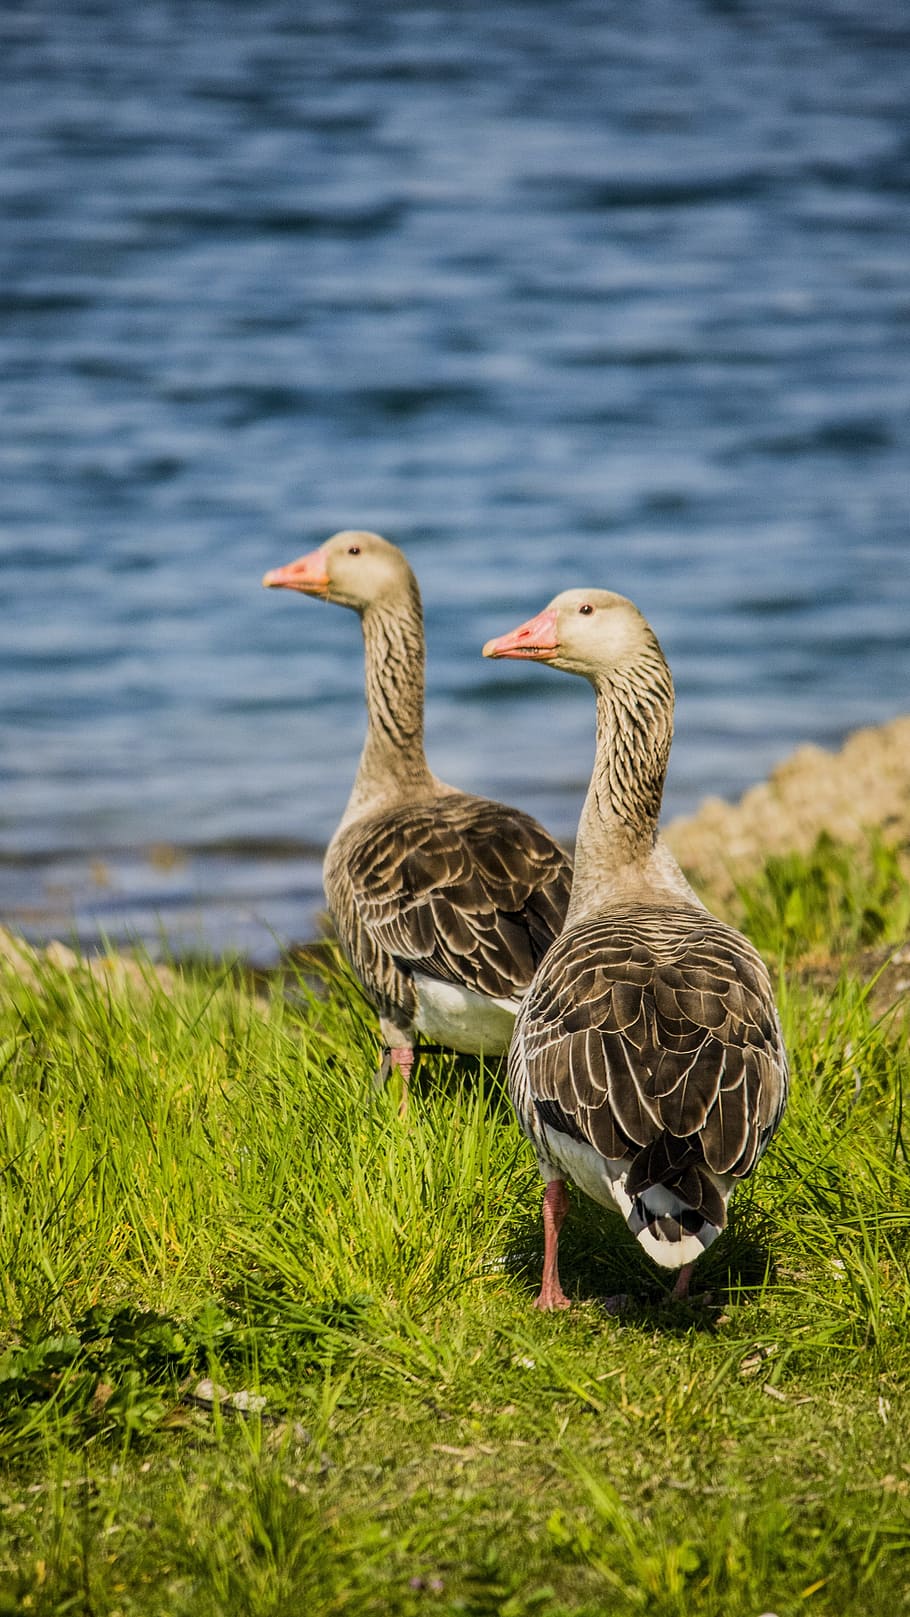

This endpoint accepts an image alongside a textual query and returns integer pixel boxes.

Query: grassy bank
[1,834,909,1615]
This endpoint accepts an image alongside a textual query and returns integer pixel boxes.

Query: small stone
[230,1389,267,1415]
[192,1379,228,1407]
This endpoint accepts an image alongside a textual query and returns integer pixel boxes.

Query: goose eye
[347,545,361,555]
[578,603,593,616]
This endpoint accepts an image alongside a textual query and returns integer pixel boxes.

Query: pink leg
[534,1179,571,1311]
[386,1045,414,1083]
[670,1261,694,1301]
[377,1044,414,1084]
[380,1045,414,1116]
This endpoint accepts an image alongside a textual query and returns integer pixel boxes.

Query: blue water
[2,1,909,960]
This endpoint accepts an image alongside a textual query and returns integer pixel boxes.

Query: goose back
[510,901,788,1260]
[326,791,573,1035]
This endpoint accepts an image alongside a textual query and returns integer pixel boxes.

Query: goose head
[263,530,414,613]
[483,588,662,686]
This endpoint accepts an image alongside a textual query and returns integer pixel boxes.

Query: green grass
[734,829,910,962]
[1,838,909,1616]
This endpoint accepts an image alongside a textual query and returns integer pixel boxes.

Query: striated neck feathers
[567,632,676,925]
[343,570,435,823]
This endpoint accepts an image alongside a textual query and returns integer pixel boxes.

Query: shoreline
[2,712,909,978]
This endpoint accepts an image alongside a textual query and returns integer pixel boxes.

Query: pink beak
[482,607,560,661]
[262,548,330,595]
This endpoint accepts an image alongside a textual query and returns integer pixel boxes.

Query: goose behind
[264,531,573,1088]
[484,588,788,1308]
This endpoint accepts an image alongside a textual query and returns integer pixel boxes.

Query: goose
[483,589,788,1308]
[263,531,572,1089]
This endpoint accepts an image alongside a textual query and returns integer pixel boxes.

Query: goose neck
[566,668,674,925]
[345,587,434,818]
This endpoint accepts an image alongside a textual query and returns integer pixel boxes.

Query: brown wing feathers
[340,794,572,1003]
[515,906,788,1207]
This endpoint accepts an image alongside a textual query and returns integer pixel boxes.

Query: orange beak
[262,548,330,596]
[482,607,560,661]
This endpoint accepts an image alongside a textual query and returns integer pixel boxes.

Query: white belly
[537,1127,631,1216]
[413,975,520,1056]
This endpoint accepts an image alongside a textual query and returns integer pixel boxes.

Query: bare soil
[666,712,910,907]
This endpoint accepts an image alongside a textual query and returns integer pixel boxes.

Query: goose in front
[484,589,788,1308]
[263,532,572,1092]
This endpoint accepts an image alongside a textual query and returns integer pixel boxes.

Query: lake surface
[2,0,909,961]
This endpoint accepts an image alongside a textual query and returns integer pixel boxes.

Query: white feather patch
[534,1126,728,1269]
[413,975,520,1055]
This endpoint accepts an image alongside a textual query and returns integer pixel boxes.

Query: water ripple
[1,0,909,957]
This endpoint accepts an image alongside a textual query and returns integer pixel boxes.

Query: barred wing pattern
[511,905,788,1237]
[325,794,573,1027]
